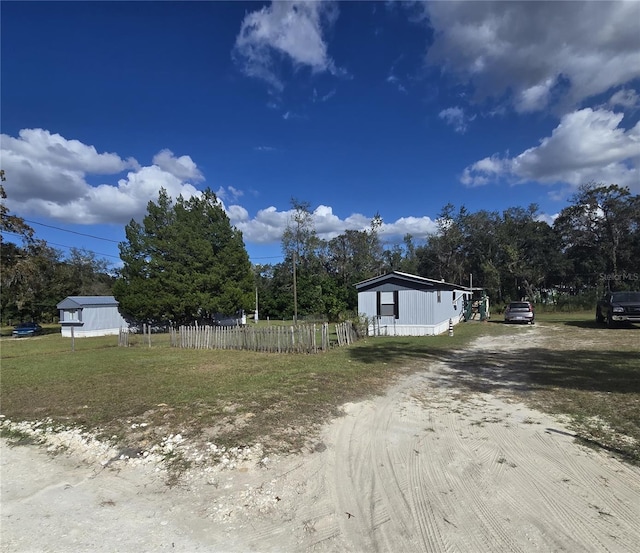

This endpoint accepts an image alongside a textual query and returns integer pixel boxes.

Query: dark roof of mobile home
[355,271,472,292]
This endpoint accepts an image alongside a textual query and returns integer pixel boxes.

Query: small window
[453,290,456,302]
[437,290,442,303]
[377,290,399,318]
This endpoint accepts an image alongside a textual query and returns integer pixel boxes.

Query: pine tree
[114,188,254,324]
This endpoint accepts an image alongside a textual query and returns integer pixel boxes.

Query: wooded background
[2,176,638,325]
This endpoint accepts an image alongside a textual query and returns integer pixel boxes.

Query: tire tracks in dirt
[310,326,640,553]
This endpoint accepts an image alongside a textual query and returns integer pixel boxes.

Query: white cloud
[424,1,640,113]
[1,128,137,174]
[152,149,203,182]
[439,106,475,134]
[461,108,640,193]
[313,204,343,237]
[233,0,341,91]
[379,216,437,239]
[535,212,559,227]
[216,186,244,204]
[0,130,137,206]
[516,78,556,114]
[229,203,437,246]
[1,129,202,225]
[609,88,640,110]
[232,206,291,244]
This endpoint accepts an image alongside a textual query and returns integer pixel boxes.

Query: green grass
[1,313,639,464]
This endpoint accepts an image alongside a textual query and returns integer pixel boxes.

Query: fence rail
[166,322,358,353]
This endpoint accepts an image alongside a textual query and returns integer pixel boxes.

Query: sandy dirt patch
[2,325,640,552]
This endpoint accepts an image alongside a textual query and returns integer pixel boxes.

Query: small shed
[356,271,473,336]
[57,296,128,338]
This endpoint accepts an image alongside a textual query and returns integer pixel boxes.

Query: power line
[2,216,286,265]
[0,229,121,260]
[3,215,283,262]
[1,229,281,264]
[19,217,121,243]
[46,241,121,260]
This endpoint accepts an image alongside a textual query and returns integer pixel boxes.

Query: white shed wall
[60,305,128,337]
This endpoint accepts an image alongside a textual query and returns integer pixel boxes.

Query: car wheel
[606,314,615,328]
[596,310,605,324]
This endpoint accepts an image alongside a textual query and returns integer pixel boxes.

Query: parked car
[596,291,640,327]
[12,322,43,337]
[504,301,535,324]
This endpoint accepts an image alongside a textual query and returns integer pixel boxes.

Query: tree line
[255,184,639,320]
[2,171,638,324]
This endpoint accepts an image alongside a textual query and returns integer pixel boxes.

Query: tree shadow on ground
[349,340,639,396]
[349,340,447,366]
[563,320,640,330]
[439,347,639,395]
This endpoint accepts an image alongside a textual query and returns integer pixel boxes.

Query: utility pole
[254,286,259,323]
[293,249,298,324]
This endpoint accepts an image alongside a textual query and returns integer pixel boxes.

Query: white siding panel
[359,288,464,336]
[358,291,378,319]
[60,306,128,337]
[398,290,426,325]
[366,318,461,337]
[61,326,122,338]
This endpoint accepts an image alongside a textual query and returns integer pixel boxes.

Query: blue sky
[2,1,639,267]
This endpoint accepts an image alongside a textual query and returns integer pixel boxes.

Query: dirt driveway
[2,324,640,552]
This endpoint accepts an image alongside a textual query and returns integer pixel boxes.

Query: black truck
[596,291,640,327]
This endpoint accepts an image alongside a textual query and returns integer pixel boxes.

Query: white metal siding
[358,291,377,320]
[358,288,464,336]
[60,306,128,337]
[367,318,458,337]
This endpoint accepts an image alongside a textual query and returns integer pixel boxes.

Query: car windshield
[611,292,640,302]
[509,302,530,309]
[16,323,35,328]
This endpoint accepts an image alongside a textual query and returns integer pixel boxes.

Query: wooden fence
[118,328,129,347]
[168,322,359,353]
[118,324,154,348]
[335,321,358,346]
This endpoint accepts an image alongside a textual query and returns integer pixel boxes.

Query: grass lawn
[1,313,639,464]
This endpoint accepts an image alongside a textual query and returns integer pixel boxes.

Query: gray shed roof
[57,296,119,309]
